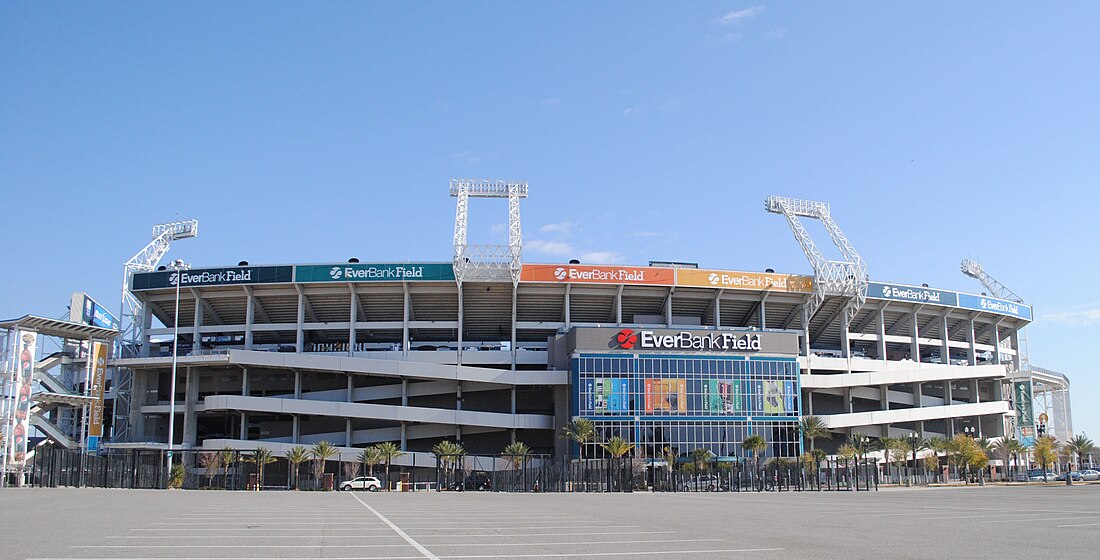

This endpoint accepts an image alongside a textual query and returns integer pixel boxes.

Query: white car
[341,476,382,491]
[1079,469,1100,481]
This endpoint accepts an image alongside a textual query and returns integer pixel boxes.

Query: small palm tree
[311,441,338,489]
[800,416,832,452]
[601,437,635,459]
[993,438,1019,481]
[661,446,678,489]
[361,445,386,477]
[375,441,403,491]
[503,441,531,469]
[245,447,277,490]
[562,418,596,461]
[1068,434,1095,471]
[218,446,236,487]
[878,437,899,481]
[430,440,463,486]
[285,446,310,490]
[743,434,767,483]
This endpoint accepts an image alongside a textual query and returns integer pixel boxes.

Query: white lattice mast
[765,196,868,322]
[450,179,527,283]
[114,220,197,441]
[960,259,1029,372]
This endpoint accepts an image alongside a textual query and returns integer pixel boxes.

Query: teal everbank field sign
[295,263,455,283]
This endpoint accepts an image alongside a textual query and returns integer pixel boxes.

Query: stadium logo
[554,267,568,280]
[330,267,344,280]
[981,299,988,309]
[708,273,720,285]
[615,329,638,349]
[882,285,891,297]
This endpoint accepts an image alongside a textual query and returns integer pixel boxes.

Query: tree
[890,439,911,475]
[600,437,635,492]
[342,460,359,483]
[688,447,714,478]
[245,447,277,489]
[311,441,338,489]
[562,418,596,461]
[993,438,1025,481]
[430,440,463,486]
[1067,434,1095,470]
[800,416,832,452]
[503,441,532,469]
[1033,436,1059,479]
[375,441,403,491]
[168,463,186,489]
[878,437,899,481]
[198,452,221,489]
[285,446,310,490]
[662,446,678,489]
[218,446,236,487]
[743,434,767,484]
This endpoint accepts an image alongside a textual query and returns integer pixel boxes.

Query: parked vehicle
[1027,469,1057,482]
[1078,469,1100,481]
[341,476,382,491]
[452,473,492,491]
[680,475,729,492]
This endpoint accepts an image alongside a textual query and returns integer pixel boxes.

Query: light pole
[166,259,189,483]
[908,432,920,486]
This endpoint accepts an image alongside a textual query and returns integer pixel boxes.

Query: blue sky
[3,3,1097,437]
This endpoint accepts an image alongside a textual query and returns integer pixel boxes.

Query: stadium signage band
[677,269,813,293]
[632,329,762,352]
[869,282,958,306]
[957,293,1032,321]
[131,266,293,290]
[295,263,455,283]
[520,264,675,285]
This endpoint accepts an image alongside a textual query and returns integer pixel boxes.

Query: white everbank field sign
[638,330,761,351]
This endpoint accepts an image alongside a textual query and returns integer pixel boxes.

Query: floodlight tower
[765,196,868,323]
[960,259,1029,372]
[450,179,527,283]
[114,220,197,441]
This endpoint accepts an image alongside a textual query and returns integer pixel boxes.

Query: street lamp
[166,259,189,481]
[908,432,920,486]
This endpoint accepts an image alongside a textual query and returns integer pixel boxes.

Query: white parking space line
[32,557,425,560]
[349,492,441,560]
[149,521,385,525]
[105,535,409,540]
[131,527,397,532]
[402,525,641,531]
[73,544,419,549]
[415,531,679,538]
[436,549,786,558]
[979,515,1100,524]
[427,539,725,547]
[1057,522,1100,528]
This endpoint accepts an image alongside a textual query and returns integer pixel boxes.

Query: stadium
[2,181,1072,484]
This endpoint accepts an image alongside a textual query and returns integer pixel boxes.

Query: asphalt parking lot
[2,484,1098,560]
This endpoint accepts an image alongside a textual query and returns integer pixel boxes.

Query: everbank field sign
[520,264,675,285]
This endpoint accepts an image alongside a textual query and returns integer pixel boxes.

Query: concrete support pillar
[940,315,950,365]
[616,284,624,326]
[992,323,1002,365]
[966,318,977,366]
[294,370,302,399]
[1010,329,1021,371]
[910,312,921,363]
[295,291,305,353]
[346,374,354,403]
[402,283,410,359]
[345,418,353,446]
[881,384,890,411]
[665,288,673,328]
[292,415,300,444]
[192,293,203,356]
[805,390,814,415]
[130,369,148,440]
[349,290,358,357]
[182,368,198,448]
[400,422,407,451]
[945,380,954,406]
[401,379,408,407]
[973,379,981,404]
[564,284,571,330]
[914,382,923,408]
[802,306,811,360]
[878,307,887,361]
[844,388,853,413]
[841,313,851,360]
[244,290,255,350]
[455,382,463,441]
[241,367,249,396]
[239,412,248,440]
[511,386,517,415]
[759,299,767,330]
[713,291,721,328]
[140,305,154,357]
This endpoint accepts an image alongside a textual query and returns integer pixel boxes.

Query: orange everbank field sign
[520,264,675,285]
[676,269,813,293]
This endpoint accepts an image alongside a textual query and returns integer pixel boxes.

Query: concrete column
[130,369,148,440]
[880,385,889,411]
[182,368,198,448]
[616,284,623,326]
[973,379,981,404]
[966,318,976,366]
[401,379,408,407]
[345,418,353,446]
[802,306,811,359]
[945,380,954,406]
[992,323,1002,365]
[841,312,851,359]
[940,314,950,365]
[241,367,249,396]
[455,382,463,441]
[400,422,407,451]
[292,415,300,444]
[564,284,571,330]
[349,290,358,357]
[239,412,248,440]
[192,293,203,355]
[878,308,887,361]
[402,283,410,359]
[294,370,302,399]
[910,312,920,363]
[511,387,517,414]
[805,391,814,415]
[913,382,923,408]
[665,288,673,327]
[140,305,154,357]
[1010,330,1021,371]
[713,291,721,328]
[346,374,354,403]
[844,388,853,413]
[244,290,255,350]
[295,291,305,353]
[759,299,767,330]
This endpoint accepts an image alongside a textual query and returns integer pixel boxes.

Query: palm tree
[218,446,236,488]
[245,447,277,490]
[503,441,532,491]
[285,446,310,490]
[800,416,832,452]
[838,444,858,489]
[562,418,596,461]
[600,437,635,492]
[925,437,949,482]
[1068,434,1095,471]
[375,441,403,491]
[311,441,338,489]
[878,437,899,482]
[359,445,384,477]
[661,446,678,490]
[993,438,1022,481]
[430,440,463,487]
[743,434,767,486]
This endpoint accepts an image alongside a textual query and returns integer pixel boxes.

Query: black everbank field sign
[131,266,294,290]
[570,327,798,355]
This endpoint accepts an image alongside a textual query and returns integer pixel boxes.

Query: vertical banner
[88,342,108,440]
[783,381,796,414]
[644,379,655,413]
[763,381,782,414]
[10,330,36,465]
[732,379,743,413]
[1014,380,1035,446]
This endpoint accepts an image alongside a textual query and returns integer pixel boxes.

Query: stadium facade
[91,185,1051,468]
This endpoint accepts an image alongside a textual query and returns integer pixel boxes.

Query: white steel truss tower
[450,179,527,284]
[960,258,1029,372]
[765,196,868,323]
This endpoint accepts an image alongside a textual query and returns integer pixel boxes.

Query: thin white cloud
[491,223,507,235]
[579,251,625,265]
[541,98,563,106]
[1039,304,1100,326]
[719,33,742,42]
[631,231,661,238]
[539,222,575,235]
[623,107,638,116]
[765,28,788,39]
[526,239,574,256]
[714,5,765,25]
